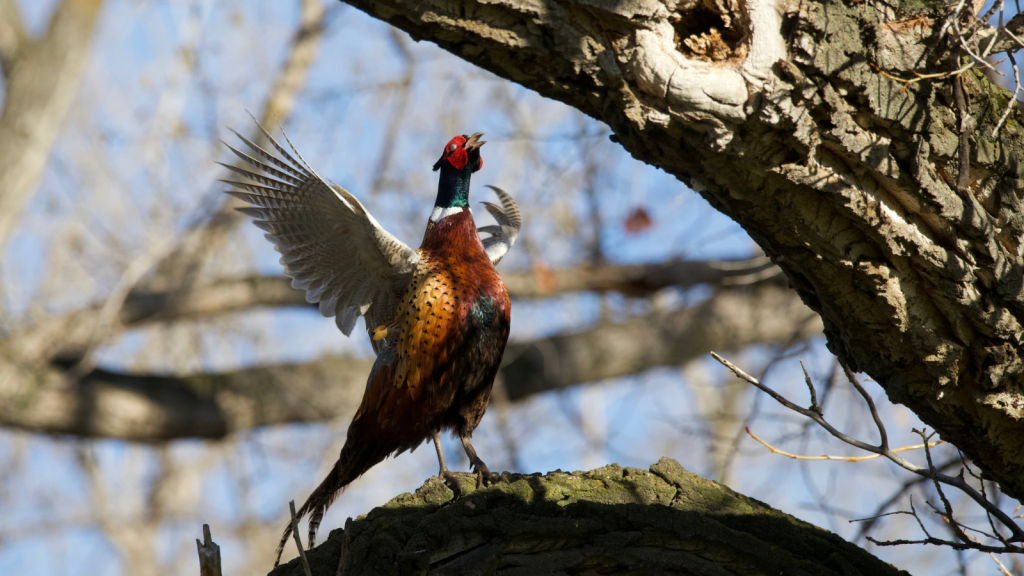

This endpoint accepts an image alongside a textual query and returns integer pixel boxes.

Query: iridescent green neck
[435,164,472,209]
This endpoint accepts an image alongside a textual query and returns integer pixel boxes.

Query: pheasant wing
[477,185,521,266]
[221,119,418,337]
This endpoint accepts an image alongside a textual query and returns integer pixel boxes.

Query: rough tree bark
[267,458,907,576]
[337,0,1024,498]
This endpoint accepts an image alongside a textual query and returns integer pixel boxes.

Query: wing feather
[222,119,418,340]
[477,185,522,265]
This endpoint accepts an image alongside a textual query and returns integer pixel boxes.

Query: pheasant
[220,120,521,565]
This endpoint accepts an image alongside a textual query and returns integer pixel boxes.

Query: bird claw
[470,460,504,489]
[439,471,465,498]
[436,459,504,493]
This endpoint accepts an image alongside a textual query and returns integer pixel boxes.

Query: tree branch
[501,284,818,401]
[0,0,105,250]
[137,0,332,294]
[0,285,816,441]
[0,0,26,77]
[0,353,373,441]
[6,257,781,363]
[713,353,1024,549]
[266,458,909,576]
[503,256,778,298]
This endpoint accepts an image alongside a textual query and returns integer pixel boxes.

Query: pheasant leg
[433,431,463,496]
[460,435,500,488]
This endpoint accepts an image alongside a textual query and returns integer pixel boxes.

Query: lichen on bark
[269,458,909,575]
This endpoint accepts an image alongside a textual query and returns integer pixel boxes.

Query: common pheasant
[220,120,521,565]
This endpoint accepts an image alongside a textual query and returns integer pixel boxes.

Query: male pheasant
[220,121,521,565]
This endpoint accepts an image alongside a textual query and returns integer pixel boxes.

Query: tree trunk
[267,458,908,576]
[339,0,1024,499]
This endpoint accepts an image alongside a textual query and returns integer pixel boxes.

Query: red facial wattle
[443,136,469,170]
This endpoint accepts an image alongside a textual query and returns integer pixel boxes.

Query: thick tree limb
[0,0,105,250]
[0,353,373,441]
[267,458,908,576]
[502,256,778,298]
[6,257,779,363]
[502,284,818,400]
[0,285,816,441]
[339,0,1024,498]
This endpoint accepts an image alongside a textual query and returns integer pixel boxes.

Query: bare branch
[289,501,313,576]
[841,363,888,450]
[0,0,26,77]
[7,257,783,363]
[503,285,819,401]
[0,354,374,441]
[0,285,816,441]
[0,0,106,250]
[746,427,941,462]
[851,458,961,541]
[139,0,332,294]
[503,256,779,298]
[713,353,1024,551]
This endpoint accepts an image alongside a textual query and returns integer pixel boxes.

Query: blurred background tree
[0,0,1021,574]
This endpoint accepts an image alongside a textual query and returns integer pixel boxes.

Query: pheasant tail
[273,440,392,566]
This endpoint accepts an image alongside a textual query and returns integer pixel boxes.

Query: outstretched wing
[220,119,419,337]
[477,185,521,266]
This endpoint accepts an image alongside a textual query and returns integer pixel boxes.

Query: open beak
[465,132,486,151]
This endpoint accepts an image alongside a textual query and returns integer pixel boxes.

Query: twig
[991,50,1022,137]
[746,427,942,462]
[290,500,314,576]
[991,551,1015,576]
[917,428,971,545]
[196,524,223,576]
[799,360,821,414]
[938,0,970,40]
[852,458,961,541]
[841,363,888,450]
[711,351,1024,550]
[952,51,972,194]
[870,60,976,92]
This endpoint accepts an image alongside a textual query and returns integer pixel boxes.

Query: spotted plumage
[220,121,520,566]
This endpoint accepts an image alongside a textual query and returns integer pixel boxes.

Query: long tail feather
[273,440,393,567]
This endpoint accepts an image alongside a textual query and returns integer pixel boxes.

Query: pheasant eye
[450,144,457,151]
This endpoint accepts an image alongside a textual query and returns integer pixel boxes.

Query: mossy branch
[267,458,909,576]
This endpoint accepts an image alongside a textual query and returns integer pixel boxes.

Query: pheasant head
[431,133,485,218]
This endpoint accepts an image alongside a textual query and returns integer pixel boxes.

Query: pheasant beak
[465,132,486,151]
